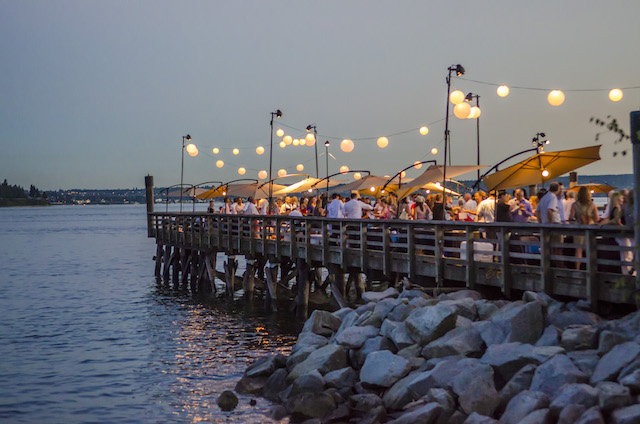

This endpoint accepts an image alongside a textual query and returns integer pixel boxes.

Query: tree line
[0,179,46,199]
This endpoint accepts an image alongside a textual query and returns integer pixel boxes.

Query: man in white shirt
[280,196,293,215]
[562,190,575,222]
[240,197,259,215]
[536,182,561,224]
[258,198,269,215]
[344,193,374,219]
[476,194,495,223]
[326,193,345,218]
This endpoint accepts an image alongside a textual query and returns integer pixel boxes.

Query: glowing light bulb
[354,172,362,180]
[340,165,349,173]
[497,85,510,97]
[400,171,406,178]
[216,160,224,168]
[276,129,284,137]
[341,139,354,153]
[541,169,550,177]
[547,90,565,106]
[292,139,300,146]
[232,148,240,155]
[468,106,481,119]
[278,169,286,177]
[419,126,429,135]
[238,167,246,175]
[212,147,219,154]
[377,137,388,148]
[609,89,623,102]
[280,141,286,148]
[186,144,198,157]
[305,133,316,145]
[296,164,304,171]
[454,102,471,119]
[449,90,465,104]
[370,187,376,192]
[258,170,267,179]
[283,135,292,145]
[431,148,438,154]
[414,161,422,169]
[256,146,265,155]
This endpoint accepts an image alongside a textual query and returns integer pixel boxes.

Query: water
[0,205,299,423]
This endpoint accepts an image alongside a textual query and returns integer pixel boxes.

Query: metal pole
[325,142,330,197]
[314,128,319,179]
[180,136,185,212]
[268,113,274,213]
[443,70,453,202]
[630,110,640,306]
[476,96,481,182]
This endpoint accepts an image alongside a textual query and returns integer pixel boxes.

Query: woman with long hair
[413,195,432,220]
[569,186,598,269]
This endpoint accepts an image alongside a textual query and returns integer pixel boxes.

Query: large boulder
[287,343,348,381]
[491,300,544,345]
[595,381,632,412]
[324,366,357,390]
[291,332,328,353]
[301,310,342,337]
[290,369,325,397]
[216,390,238,411]
[568,350,600,377]
[333,309,359,340]
[351,335,396,370]
[500,390,549,424]
[530,354,588,398]
[619,369,640,391]
[549,384,598,416]
[440,298,478,321]
[245,353,286,378]
[561,325,599,351]
[590,342,640,384]
[597,330,630,356]
[464,412,501,423]
[335,325,379,349]
[451,358,499,417]
[421,324,485,359]
[285,391,336,420]
[497,364,536,412]
[610,403,640,424]
[548,310,603,330]
[405,303,458,345]
[575,406,605,424]
[536,325,561,347]
[480,342,565,386]
[362,287,399,303]
[263,368,288,401]
[557,404,587,424]
[360,350,410,388]
[386,402,443,424]
[390,321,417,351]
[382,371,430,410]
[286,346,315,371]
[518,408,551,424]
[473,320,507,347]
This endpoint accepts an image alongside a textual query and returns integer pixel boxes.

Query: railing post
[322,220,330,265]
[407,222,415,280]
[435,224,443,285]
[276,217,282,261]
[305,217,312,263]
[340,221,348,270]
[360,222,368,273]
[465,227,475,289]
[585,228,598,311]
[290,217,297,259]
[501,227,511,298]
[383,223,391,276]
[540,227,552,294]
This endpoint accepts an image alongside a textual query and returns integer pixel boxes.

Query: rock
[450,410,469,424]
[285,391,336,420]
[381,319,400,339]
[605,310,640,341]
[464,412,501,423]
[619,369,640,390]
[473,320,507,347]
[356,301,376,315]
[332,307,355,321]
[287,343,348,381]
[568,350,600,377]
[286,346,315,370]
[491,300,544,345]
[522,290,555,307]
[549,384,598,416]
[335,325,379,349]
[448,289,484,301]
[397,344,421,360]
[234,375,267,395]
[548,310,603,330]
[596,381,632,411]
[359,405,387,424]
[301,310,342,337]
[518,408,551,424]
[351,393,384,413]
[535,325,561,347]
[451,358,499,417]
[497,364,536,412]
[480,342,565,386]
[530,354,587,398]
[361,299,399,328]
[263,368,288,401]
[323,403,351,423]
[386,402,442,424]
[422,388,456,417]
[362,287,399,303]
[405,303,458,345]
[576,406,605,424]
[216,390,238,411]
[245,353,286,378]
[351,335,396,370]
[598,330,630,355]
[390,322,417,351]
[383,363,454,411]
[557,404,587,424]
[476,300,500,321]
[440,298,478,321]
[561,325,599,351]
[618,355,640,381]
[591,342,640,384]
[387,303,413,322]
[324,366,357,390]
[333,309,359,340]
[610,403,640,424]
[360,350,410,388]
[500,390,549,424]
[291,332,328,353]
[398,289,431,301]
[421,324,485,359]
[290,369,324,397]
[268,404,288,421]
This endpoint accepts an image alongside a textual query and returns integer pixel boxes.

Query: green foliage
[590,116,631,157]
[0,179,27,199]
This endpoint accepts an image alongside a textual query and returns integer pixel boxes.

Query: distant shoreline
[0,199,51,207]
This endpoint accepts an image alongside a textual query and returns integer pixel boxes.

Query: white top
[344,199,374,219]
[280,203,293,214]
[326,198,345,218]
[476,197,495,223]
[562,198,575,222]
[537,191,560,224]
[288,209,303,217]
[258,198,269,215]
[241,202,259,215]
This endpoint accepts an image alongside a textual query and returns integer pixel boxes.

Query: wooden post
[224,255,237,296]
[630,110,640,307]
[296,258,310,318]
[540,227,552,294]
[264,262,279,311]
[163,244,172,284]
[155,243,163,280]
[330,264,347,308]
[585,229,598,312]
[407,222,415,281]
[465,228,475,289]
[435,225,444,285]
[145,175,155,238]
[500,228,511,298]
[360,222,368,273]
[205,252,217,294]
[243,259,255,300]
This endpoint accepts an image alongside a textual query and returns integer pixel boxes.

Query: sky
[1,0,639,190]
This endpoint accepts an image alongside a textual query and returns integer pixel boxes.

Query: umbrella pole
[443,70,453,201]
[631,111,640,307]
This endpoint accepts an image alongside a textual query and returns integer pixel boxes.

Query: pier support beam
[224,256,238,296]
[295,258,310,319]
[243,259,256,301]
[264,262,279,312]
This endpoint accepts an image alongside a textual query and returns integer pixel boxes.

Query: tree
[29,185,41,198]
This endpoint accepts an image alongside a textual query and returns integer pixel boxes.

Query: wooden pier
[147,209,638,316]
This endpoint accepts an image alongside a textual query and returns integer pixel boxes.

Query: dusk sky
[1,1,639,190]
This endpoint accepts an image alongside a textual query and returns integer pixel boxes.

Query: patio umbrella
[167,187,209,198]
[394,165,485,199]
[567,183,615,194]
[274,177,345,195]
[197,182,287,199]
[335,175,398,194]
[483,145,601,192]
[422,182,460,196]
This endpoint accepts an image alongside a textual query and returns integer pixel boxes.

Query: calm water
[0,204,300,423]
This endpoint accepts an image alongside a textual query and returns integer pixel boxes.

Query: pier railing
[150,212,638,307]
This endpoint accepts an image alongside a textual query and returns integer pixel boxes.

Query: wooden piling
[243,259,256,300]
[295,258,310,318]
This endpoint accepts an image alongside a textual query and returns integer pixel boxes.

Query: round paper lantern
[212,147,219,154]
[431,148,438,154]
[238,167,246,175]
[258,170,268,180]
[232,148,240,155]
[283,135,292,145]
[305,133,316,145]
[278,169,287,177]
[216,160,224,168]
[354,172,362,180]
[186,144,198,157]
[468,106,481,119]
[377,137,389,148]
[340,165,349,174]
[547,90,565,106]
[419,126,429,135]
[449,90,465,105]
[256,146,265,155]
[497,85,510,97]
[454,102,471,119]
[276,129,284,137]
[341,139,354,153]
[299,140,306,147]
[414,161,422,169]
[400,171,406,178]
[609,89,623,102]
[296,164,304,171]
[292,139,300,146]
[279,141,286,148]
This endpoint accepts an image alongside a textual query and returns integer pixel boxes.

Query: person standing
[326,193,345,218]
[563,190,576,222]
[496,191,511,222]
[508,189,533,223]
[240,197,259,215]
[476,192,496,223]
[344,193,374,219]
[569,186,598,269]
[536,182,561,224]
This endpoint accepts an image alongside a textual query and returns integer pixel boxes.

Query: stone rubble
[235,288,640,423]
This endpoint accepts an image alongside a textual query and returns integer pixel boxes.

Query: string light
[216,160,224,168]
[296,164,304,171]
[292,139,300,146]
[547,90,565,106]
[431,148,438,154]
[258,170,267,179]
[278,169,287,177]
[497,85,510,97]
[340,165,349,173]
[256,146,265,155]
[377,137,388,148]
[609,89,623,102]
[283,135,292,145]
[341,139,354,153]
[419,126,429,135]
[414,161,422,169]
[454,102,471,119]
[238,167,246,175]
[232,148,240,155]
[276,129,284,137]
[305,133,316,145]
[212,147,219,154]
[354,172,362,180]
[449,90,465,104]
[186,144,198,157]
[279,141,286,148]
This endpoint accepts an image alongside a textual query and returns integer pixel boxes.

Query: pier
[146,203,637,317]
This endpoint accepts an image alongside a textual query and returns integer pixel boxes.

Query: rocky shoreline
[235,288,640,423]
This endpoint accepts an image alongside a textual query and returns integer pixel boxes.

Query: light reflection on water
[0,205,299,423]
